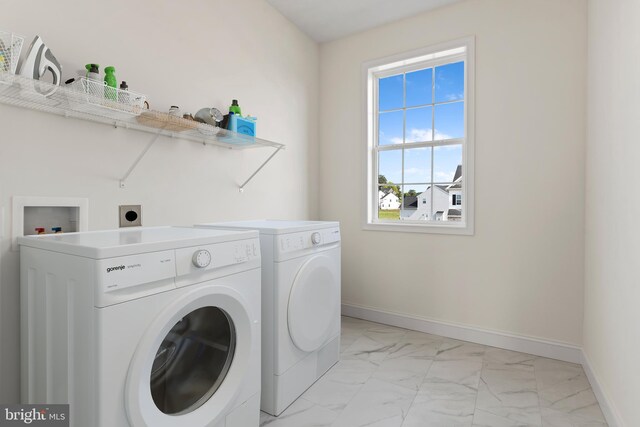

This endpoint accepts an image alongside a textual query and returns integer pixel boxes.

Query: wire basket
[67,77,146,119]
[0,31,24,75]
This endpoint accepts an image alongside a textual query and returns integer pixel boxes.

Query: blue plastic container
[229,115,257,137]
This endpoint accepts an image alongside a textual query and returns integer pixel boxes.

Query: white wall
[0,0,319,402]
[319,0,587,344]
[584,0,640,425]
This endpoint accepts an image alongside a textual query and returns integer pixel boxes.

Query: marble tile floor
[260,316,607,427]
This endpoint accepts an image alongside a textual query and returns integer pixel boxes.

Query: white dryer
[196,220,341,416]
[19,227,262,427]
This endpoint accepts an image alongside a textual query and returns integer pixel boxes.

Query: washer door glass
[150,306,236,415]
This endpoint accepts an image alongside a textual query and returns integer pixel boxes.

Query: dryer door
[287,253,340,352]
[125,285,253,427]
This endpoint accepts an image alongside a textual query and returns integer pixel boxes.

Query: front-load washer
[19,226,262,427]
[195,220,340,416]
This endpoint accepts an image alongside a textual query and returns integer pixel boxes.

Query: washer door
[287,254,340,352]
[150,306,235,415]
[125,286,253,427]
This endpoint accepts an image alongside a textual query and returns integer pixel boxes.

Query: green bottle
[104,66,117,100]
[229,99,242,116]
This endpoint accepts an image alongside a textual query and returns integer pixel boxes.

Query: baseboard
[581,350,624,427]
[341,304,625,425]
[341,303,583,364]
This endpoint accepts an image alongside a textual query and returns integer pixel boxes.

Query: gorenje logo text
[106,265,125,273]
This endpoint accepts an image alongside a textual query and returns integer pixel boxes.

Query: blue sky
[378,61,464,187]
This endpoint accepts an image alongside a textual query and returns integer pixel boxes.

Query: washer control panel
[277,227,340,255]
[175,238,260,276]
[95,237,260,298]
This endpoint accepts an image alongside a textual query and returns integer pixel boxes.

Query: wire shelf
[0,72,284,150]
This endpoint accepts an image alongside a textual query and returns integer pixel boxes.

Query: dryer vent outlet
[119,205,142,227]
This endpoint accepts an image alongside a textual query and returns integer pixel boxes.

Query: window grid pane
[374,58,465,224]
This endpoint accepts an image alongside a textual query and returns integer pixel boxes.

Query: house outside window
[364,38,474,235]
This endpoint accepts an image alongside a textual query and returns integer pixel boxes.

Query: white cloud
[389,128,453,144]
[404,167,427,175]
[406,128,433,142]
[435,171,454,181]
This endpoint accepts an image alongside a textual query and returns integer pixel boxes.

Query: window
[364,38,474,234]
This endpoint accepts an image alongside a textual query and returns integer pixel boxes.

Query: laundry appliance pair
[19,220,340,426]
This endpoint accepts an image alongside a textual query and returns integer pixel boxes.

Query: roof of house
[448,209,462,216]
[380,191,398,200]
[445,165,463,190]
[379,186,400,195]
[425,185,449,193]
[453,165,462,182]
[404,196,417,209]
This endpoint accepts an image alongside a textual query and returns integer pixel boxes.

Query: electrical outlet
[119,205,142,227]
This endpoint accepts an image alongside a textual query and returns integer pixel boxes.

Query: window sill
[363,221,474,236]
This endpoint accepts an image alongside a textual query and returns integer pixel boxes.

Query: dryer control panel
[276,227,341,255]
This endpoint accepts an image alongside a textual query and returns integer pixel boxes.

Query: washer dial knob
[311,232,321,245]
[192,250,212,268]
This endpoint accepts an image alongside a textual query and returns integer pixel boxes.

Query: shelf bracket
[239,146,283,193]
[119,130,164,188]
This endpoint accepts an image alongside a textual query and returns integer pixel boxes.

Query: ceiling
[266,0,464,43]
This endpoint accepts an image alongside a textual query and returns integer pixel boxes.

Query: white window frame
[363,37,475,235]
